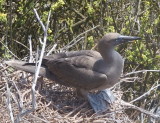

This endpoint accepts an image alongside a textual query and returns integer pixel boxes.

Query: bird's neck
[98,43,115,63]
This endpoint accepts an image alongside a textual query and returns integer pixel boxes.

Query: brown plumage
[5,33,141,96]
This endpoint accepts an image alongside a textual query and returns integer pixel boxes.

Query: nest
[1,60,159,123]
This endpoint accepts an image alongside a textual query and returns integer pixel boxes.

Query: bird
[5,33,141,112]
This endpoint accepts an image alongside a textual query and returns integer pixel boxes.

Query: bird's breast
[104,55,124,88]
[93,53,124,90]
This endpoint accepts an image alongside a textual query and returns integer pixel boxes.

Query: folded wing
[43,51,107,90]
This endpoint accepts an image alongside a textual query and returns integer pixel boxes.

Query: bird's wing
[43,50,101,61]
[44,55,107,90]
[64,50,102,58]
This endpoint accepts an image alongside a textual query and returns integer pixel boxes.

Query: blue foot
[87,89,116,113]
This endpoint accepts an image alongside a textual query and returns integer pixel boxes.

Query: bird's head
[100,33,141,47]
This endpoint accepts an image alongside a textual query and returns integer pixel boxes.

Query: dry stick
[2,66,16,122]
[47,43,57,56]
[13,73,34,122]
[2,35,30,50]
[60,25,100,51]
[65,102,87,117]
[2,35,30,51]
[130,80,160,103]
[15,9,51,120]
[110,76,138,90]
[121,100,160,119]
[63,25,99,50]
[13,39,30,50]
[4,74,15,123]
[11,80,24,113]
[130,0,141,34]
[124,70,160,76]
[120,77,139,83]
[119,71,160,120]
[39,38,43,45]
[28,35,33,63]
[31,8,51,111]
[61,37,85,51]
[29,114,49,123]
[0,36,19,59]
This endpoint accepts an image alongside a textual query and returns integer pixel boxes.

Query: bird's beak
[115,35,141,45]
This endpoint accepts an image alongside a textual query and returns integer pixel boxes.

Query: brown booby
[5,33,141,113]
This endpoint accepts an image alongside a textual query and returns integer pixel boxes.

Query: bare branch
[4,76,15,123]
[130,80,160,103]
[124,70,160,77]
[121,100,160,119]
[61,37,84,52]
[28,35,33,63]
[47,43,57,56]
[60,25,100,51]
[33,9,45,32]
[0,36,19,59]
[39,38,43,45]
[14,9,52,120]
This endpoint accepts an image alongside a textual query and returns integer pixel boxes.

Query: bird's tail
[5,60,47,77]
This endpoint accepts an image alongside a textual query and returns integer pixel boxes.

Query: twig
[124,70,160,76]
[130,80,160,103]
[11,80,23,110]
[120,77,139,83]
[61,37,84,52]
[60,25,100,51]
[2,65,15,123]
[33,9,45,32]
[28,35,33,63]
[121,100,160,119]
[39,38,43,45]
[130,0,141,34]
[4,76,15,123]
[15,9,51,120]
[0,36,19,59]
[47,43,57,56]
[12,80,23,123]
[29,114,50,123]
[13,39,30,50]
[65,102,87,117]
[31,9,51,109]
